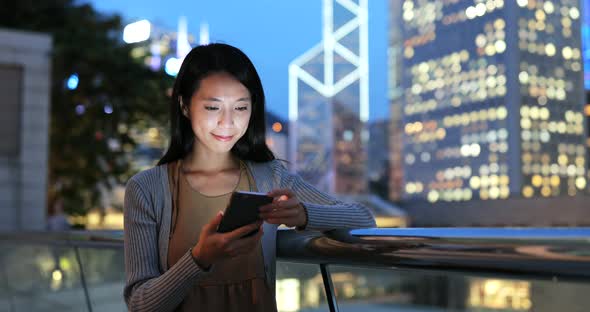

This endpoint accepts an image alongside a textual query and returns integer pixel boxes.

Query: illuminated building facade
[584,0,590,193]
[397,0,586,203]
[289,0,368,194]
[388,0,405,201]
[587,100,590,177]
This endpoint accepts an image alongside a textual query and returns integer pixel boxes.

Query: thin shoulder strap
[241,160,254,192]
[168,160,181,238]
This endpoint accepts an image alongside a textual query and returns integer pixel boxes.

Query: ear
[179,96,189,118]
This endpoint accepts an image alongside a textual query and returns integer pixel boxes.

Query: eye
[204,106,219,111]
[236,106,249,111]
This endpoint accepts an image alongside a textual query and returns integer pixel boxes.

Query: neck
[182,149,239,173]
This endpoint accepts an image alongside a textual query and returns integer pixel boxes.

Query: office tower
[393,0,586,202]
[585,97,590,193]
[289,0,369,194]
[368,119,390,180]
[388,0,405,201]
[583,0,590,193]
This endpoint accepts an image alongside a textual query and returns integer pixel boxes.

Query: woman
[124,43,376,312]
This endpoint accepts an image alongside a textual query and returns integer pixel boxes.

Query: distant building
[367,119,390,199]
[389,0,589,226]
[393,1,586,202]
[124,17,205,76]
[266,111,289,161]
[387,0,405,202]
[588,103,590,193]
[0,29,52,231]
[289,0,369,194]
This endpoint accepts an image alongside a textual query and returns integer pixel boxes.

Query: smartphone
[217,191,274,237]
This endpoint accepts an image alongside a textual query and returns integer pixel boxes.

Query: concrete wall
[0,28,52,231]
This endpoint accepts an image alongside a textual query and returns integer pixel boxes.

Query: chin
[208,143,236,154]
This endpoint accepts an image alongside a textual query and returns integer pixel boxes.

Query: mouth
[212,134,234,142]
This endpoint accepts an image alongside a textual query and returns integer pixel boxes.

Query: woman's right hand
[191,211,263,269]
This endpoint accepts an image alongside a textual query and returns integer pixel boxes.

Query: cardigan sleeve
[123,177,210,312]
[272,161,376,231]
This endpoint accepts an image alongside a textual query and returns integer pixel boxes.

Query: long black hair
[158,43,275,165]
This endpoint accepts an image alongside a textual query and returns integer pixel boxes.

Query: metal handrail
[277,228,590,282]
[3,228,590,312]
[2,227,590,280]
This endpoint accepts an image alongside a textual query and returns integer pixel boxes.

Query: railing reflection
[1,228,589,312]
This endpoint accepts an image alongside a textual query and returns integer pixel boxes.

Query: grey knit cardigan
[124,159,376,312]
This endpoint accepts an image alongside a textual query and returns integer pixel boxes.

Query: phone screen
[217,191,273,236]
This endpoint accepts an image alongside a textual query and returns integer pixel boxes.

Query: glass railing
[1,228,589,312]
[0,231,125,312]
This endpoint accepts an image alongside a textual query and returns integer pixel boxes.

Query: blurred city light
[165,57,182,76]
[66,73,79,90]
[51,269,63,281]
[123,19,151,44]
[176,16,191,58]
[103,104,113,114]
[75,104,85,115]
[199,21,210,45]
[276,278,300,312]
[272,122,283,133]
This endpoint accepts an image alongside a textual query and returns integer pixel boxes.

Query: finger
[264,217,290,225]
[267,188,295,198]
[226,227,263,254]
[234,227,263,248]
[276,198,300,209]
[225,220,263,241]
[259,198,299,213]
[204,211,224,233]
[260,208,299,220]
[275,194,289,203]
[258,203,278,213]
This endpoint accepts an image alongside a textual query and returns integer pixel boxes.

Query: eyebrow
[201,97,251,102]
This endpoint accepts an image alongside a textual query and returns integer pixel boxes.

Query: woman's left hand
[259,189,307,228]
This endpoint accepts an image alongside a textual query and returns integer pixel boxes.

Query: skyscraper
[289,0,369,194]
[393,0,586,203]
[388,0,405,201]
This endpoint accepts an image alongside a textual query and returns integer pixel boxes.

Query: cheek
[192,113,216,129]
[244,114,251,133]
[189,113,213,138]
[238,114,251,131]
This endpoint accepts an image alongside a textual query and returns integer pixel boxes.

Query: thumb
[205,211,224,233]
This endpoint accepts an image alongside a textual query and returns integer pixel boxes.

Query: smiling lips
[212,134,234,142]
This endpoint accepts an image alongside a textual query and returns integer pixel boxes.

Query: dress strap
[168,159,182,238]
[240,160,254,192]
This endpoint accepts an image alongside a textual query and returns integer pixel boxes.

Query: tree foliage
[0,0,173,216]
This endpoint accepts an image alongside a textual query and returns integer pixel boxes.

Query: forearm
[281,169,376,231]
[301,201,376,231]
[126,250,208,312]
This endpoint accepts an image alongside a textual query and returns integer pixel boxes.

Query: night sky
[86,0,390,121]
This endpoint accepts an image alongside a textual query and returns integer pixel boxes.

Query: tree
[0,0,173,216]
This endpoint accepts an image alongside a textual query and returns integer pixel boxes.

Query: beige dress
[167,160,277,312]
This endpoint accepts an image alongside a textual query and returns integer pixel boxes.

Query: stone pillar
[0,28,52,231]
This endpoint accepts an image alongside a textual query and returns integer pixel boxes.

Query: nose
[218,108,234,127]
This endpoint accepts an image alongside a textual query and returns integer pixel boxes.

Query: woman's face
[185,72,252,156]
